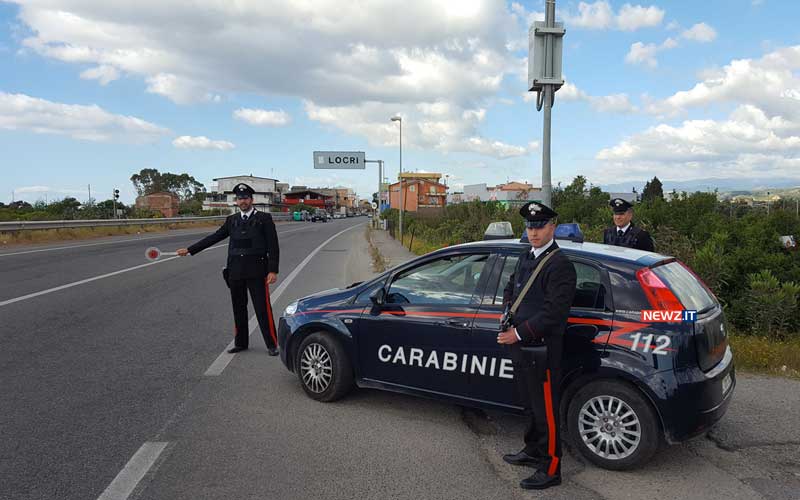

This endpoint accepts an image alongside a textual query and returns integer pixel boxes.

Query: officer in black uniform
[177,183,280,355]
[603,198,654,251]
[497,201,577,490]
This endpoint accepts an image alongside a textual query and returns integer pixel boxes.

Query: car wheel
[567,380,660,470]
[296,332,354,402]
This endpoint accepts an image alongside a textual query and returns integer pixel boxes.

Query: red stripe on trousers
[543,369,559,476]
[264,278,278,345]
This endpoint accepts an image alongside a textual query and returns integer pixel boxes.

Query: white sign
[314,151,366,169]
[371,202,378,209]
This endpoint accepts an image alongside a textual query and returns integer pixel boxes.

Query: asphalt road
[1,219,798,500]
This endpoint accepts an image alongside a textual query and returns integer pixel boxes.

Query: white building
[203,175,279,214]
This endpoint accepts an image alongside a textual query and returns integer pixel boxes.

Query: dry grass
[729,333,800,379]
[0,221,222,247]
[366,226,387,273]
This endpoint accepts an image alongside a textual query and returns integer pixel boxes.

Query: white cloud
[626,23,717,68]
[12,0,529,158]
[172,135,235,150]
[556,82,638,113]
[0,92,169,142]
[681,22,717,43]
[79,65,120,85]
[561,1,664,31]
[233,108,291,126]
[625,41,660,68]
[597,44,800,182]
[16,186,51,193]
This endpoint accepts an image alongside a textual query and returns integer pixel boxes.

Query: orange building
[135,192,179,217]
[389,173,448,212]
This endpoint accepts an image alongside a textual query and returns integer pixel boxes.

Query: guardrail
[0,214,293,232]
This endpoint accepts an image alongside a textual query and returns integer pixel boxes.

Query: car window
[491,255,520,305]
[572,262,607,309]
[387,254,489,305]
[652,261,717,312]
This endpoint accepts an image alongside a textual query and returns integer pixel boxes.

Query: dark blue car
[277,229,735,470]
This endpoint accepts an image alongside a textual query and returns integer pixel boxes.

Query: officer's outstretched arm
[187,220,230,255]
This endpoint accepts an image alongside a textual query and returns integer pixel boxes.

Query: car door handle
[442,318,471,328]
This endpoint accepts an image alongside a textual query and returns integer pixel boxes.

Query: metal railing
[0,214,292,232]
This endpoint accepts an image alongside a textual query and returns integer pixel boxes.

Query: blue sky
[1,0,799,204]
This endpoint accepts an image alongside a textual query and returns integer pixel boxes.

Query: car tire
[567,380,660,470]
[296,332,354,402]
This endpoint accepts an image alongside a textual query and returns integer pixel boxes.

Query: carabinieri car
[277,225,735,470]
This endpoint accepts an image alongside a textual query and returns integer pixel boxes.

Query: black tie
[243,214,249,222]
[618,229,624,238]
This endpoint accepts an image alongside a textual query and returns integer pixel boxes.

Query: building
[282,189,334,211]
[463,181,541,207]
[135,192,179,218]
[202,175,279,214]
[389,172,448,213]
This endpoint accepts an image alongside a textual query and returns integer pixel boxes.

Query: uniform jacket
[502,241,577,352]
[603,223,654,252]
[188,210,279,280]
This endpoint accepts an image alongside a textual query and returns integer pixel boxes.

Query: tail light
[636,267,684,310]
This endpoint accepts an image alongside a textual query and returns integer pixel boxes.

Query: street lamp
[391,116,403,243]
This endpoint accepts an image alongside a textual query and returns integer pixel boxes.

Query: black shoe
[503,451,546,466]
[227,346,248,354]
[520,470,561,490]
[267,347,279,356]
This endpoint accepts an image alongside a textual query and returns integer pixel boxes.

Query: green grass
[729,333,800,379]
[0,221,222,247]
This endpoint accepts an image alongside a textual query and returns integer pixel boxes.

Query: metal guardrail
[0,214,293,232]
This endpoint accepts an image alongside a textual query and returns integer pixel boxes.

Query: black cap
[233,183,255,199]
[519,201,558,228]
[610,198,633,213]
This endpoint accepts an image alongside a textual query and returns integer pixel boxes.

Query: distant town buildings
[462,181,541,208]
[202,175,279,214]
[389,172,448,213]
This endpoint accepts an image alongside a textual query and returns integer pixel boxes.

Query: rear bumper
[647,346,735,443]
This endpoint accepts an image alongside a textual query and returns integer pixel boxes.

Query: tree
[130,168,205,200]
[642,176,664,203]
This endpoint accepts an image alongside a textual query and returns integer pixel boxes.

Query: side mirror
[370,288,386,306]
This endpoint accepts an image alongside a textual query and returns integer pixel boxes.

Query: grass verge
[0,221,222,247]
[366,226,387,273]
[729,333,800,380]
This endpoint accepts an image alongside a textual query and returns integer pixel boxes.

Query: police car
[277,224,735,470]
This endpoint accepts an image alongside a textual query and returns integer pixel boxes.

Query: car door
[358,251,491,398]
[470,251,614,409]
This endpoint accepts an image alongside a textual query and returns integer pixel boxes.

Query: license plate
[721,373,732,395]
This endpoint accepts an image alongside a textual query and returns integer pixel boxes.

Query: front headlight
[283,301,299,316]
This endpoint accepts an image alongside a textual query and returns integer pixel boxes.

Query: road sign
[371,202,378,209]
[313,151,366,169]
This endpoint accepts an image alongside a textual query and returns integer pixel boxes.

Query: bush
[740,270,800,338]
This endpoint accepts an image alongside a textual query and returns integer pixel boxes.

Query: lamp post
[391,116,403,243]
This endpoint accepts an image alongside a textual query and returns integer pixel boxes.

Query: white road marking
[0,244,226,308]
[96,441,168,500]
[203,222,365,376]
[0,223,308,258]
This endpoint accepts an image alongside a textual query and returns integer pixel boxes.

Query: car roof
[441,238,669,267]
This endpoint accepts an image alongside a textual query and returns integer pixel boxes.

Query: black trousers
[514,360,562,477]
[229,277,277,349]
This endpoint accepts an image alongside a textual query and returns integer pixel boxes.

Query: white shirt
[515,238,556,340]
[240,207,255,219]
[616,223,630,234]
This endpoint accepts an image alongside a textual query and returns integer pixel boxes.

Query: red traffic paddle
[145,247,179,261]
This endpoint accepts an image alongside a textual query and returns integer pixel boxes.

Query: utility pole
[528,0,564,207]
[88,184,92,205]
[391,116,403,242]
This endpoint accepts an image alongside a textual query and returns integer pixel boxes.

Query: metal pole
[541,0,556,208]
[88,184,91,205]
[113,189,117,219]
[399,119,403,243]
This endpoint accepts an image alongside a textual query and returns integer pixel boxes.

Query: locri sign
[313,151,366,169]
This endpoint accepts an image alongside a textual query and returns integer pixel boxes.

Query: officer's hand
[176,248,189,257]
[497,328,519,345]
[266,272,278,285]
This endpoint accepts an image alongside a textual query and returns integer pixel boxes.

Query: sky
[1,0,799,204]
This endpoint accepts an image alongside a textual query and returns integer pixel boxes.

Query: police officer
[177,183,280,355]
[497,201,576,490]
[603,198,654,251]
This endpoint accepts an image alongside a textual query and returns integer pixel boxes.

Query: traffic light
[113,189,120,200]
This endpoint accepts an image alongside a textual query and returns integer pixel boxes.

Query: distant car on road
[311,210,329,223]
[278,224,735,471]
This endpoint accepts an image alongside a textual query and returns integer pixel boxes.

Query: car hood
[298,286,359,310]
